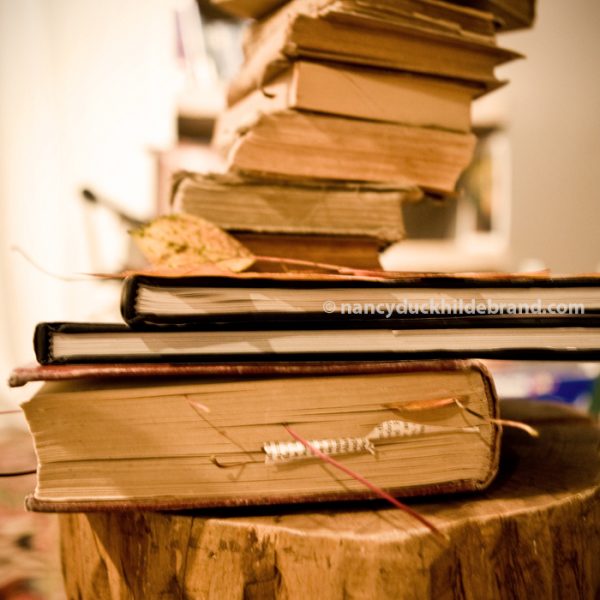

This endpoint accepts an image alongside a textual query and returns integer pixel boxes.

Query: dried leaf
[387,397,538,437]
[386,397,460,412]
[130,214,255,272]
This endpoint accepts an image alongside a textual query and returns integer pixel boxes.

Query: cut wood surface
[59,400,600,599]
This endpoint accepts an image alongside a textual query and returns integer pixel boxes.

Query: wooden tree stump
[58,400,600,599]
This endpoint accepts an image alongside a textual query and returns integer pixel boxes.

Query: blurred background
[0,0,599,596]
[1,0,600,392]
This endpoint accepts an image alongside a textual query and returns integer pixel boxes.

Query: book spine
[473,359,501,488]
[120,276,142,327]
[33,323,53,365]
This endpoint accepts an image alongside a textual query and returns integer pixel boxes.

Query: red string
[283,424,446,541]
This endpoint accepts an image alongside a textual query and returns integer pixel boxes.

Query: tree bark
[58,400,600,600]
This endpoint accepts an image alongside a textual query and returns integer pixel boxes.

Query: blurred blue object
[537,376,593,406]
[486,361,600,412]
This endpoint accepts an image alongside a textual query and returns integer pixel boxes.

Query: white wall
[0,0,179,405]
[375,0,600,274]
[493,0,600,271]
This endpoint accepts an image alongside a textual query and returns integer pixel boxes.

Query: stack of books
[30,273,600,365]
[12,0,561,518]
[173,0,522,268]
[13,271,600,511]
[214,0,513,187]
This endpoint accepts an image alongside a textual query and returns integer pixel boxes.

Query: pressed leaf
[130,214,255,272]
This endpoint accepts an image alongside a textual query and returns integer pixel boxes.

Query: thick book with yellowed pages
[172,172,417,243]
[21,360,501,511]
[222,111,477,194]
[226,0,519,104]
[214,61,479,143]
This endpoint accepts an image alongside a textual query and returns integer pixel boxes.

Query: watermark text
[322,298,585,318]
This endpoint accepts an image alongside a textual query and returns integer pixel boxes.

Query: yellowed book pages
[214,61,476,153]
[173,172,418,242]
[227,0,518,104]
[22,363,500,507]
[226,110,476,194]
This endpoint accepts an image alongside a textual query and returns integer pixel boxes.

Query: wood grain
[59,400,600,599]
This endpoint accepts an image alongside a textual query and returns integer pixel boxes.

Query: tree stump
[58,400,600,599]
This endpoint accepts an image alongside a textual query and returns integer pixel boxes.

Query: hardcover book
[21,360,501,511]
[121,272,600,326]
[213,61,479,142]
[33,320,600,365]
[226,0,519,105]
[222,110,477,194]
[172,172,416,243]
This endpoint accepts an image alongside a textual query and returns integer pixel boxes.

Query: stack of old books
[12,0,562,519]
[215,0,511,185]
[174,0,521,268]
[13,269,600,511]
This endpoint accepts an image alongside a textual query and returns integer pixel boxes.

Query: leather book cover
[11,358,486,386]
